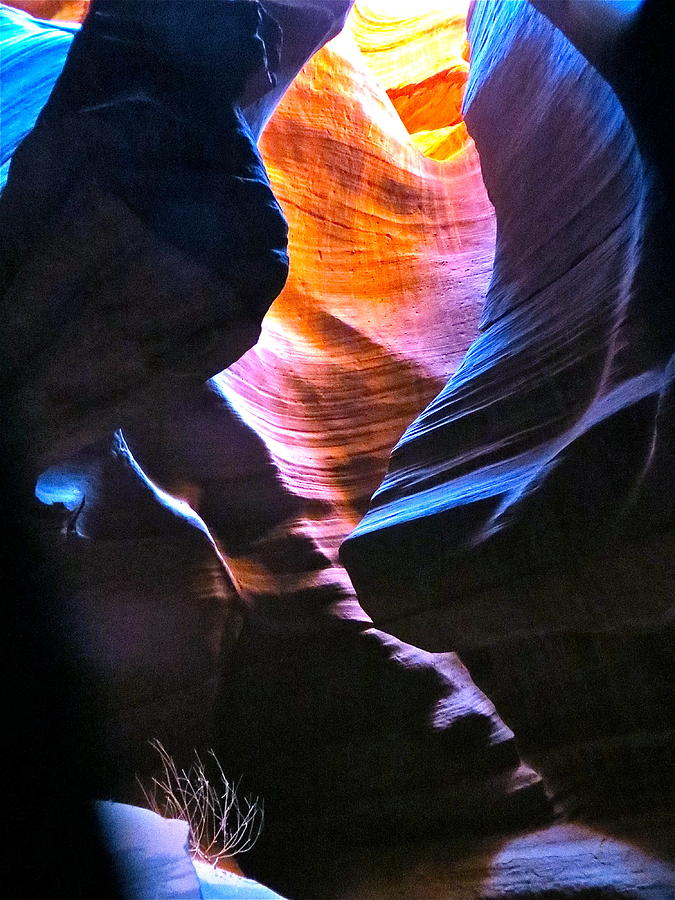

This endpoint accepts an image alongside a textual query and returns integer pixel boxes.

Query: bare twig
[137,740,264,866]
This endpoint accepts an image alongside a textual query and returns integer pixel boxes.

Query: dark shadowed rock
[257,815,674,900]
[120,379,548,857]
[215,623,548,888]
[35,431,241,797]
[0,0,289,470]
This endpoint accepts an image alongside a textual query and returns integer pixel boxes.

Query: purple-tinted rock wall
[342,0,674,824]
[342,0,673,626]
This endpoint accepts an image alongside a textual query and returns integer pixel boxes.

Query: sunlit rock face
[4,0,673,893]
[0,0,556,873]
[116,1,547,855]
[220,0,491,558]
[350,1,471,161]
[342,0,674,820]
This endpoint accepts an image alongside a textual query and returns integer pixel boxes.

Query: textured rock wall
[218,1,491,603]
[350,1,471,161]
[3,1,673,895]
[3,1,492,614]
[1,1,292,472]
[1,0,545,852]
[342,0,674,820]
[342,0,673,628]
[115,2,547,853]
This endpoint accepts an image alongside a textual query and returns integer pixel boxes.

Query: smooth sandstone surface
[2,0,548,854]
[338,0,674,836]
[218,0,492,600]
[1,0,292,469]
[342,0,674,627]
[3,0,545,857]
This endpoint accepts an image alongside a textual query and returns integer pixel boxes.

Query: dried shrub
[138,739,263,866]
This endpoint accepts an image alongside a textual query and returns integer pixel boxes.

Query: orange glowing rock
[8,0,88,20]
[5,0,549,855]
[4,0,493,616]
[221,5,492,536]
[349,1,471,161]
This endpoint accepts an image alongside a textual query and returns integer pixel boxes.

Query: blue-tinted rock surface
[341,0,674,835]
[342,0,673,632]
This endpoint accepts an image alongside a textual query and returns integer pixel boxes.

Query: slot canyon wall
[1,1,673,898]
[342,0,675,822]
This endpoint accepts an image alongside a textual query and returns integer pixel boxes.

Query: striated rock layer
[342,0,674,820]
[197,5,549,856]
[350,1,471,161]
[5,1,673,895]
[112,0,546,853]
[219,2,491,580]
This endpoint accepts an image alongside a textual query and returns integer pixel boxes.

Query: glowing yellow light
[349,1,471,161]
[360,0,468,17]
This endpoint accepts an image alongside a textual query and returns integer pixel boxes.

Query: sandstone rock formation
[350,0,471,161]
[3,1,673,898]
[35,431,241,790]
[2,0,548,860]
[261,816,675,900]
[221,0,493,560]
[341,0,674,822]
[1,0,290,470]
[198,7,547,857]
[342,0,673,639]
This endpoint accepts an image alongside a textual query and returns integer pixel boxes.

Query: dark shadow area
[1,417,121,898]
